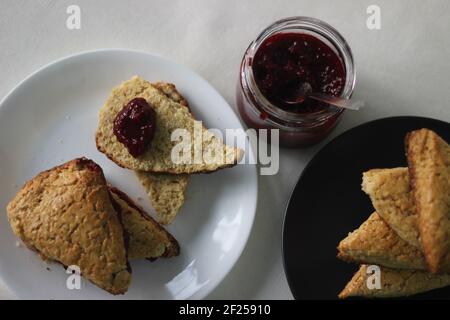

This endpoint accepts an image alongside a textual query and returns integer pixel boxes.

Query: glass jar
[236,16,356,148]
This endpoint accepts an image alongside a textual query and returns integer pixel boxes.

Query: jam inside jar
[253,33,346,113]
[237,17,355,148]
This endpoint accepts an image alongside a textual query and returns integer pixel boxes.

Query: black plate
[282,116,450,300]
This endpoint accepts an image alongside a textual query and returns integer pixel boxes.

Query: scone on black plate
[406,129,450,274]
[362,168,421,249]
[6,158,131,295]
[337,212,426,270]
[339,265,450,299]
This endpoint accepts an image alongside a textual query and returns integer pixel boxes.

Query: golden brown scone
[337,212,426,270]
[362,168,421,249]
[109,186,179,260]
[406,129,450,273]
[134,82,190,224]
[135,172,189,225]
[339,265,450,299]
[95,76,243,173]
[6,158,131,295]
[152,81,189,108]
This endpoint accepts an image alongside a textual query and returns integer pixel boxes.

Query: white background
[0,0,449,299]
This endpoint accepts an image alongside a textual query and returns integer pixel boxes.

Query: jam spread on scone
[113,98,156,157]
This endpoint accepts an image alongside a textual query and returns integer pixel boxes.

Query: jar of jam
[237,17,355,148]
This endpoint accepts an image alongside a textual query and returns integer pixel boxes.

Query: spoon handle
[309,93,364,111]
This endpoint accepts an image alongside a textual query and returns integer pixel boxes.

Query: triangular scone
[338,212,426,270]
[6,158,131,295]
[135,172,189,225]
[339,265,450,299]
[406,129,450,273]
[152,81,189,109]
[96,76,244,173]
[109,186,180,260]
[134,82,190,225]
[362,168,421,249]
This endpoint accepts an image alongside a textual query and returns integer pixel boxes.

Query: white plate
[0,49,257,299]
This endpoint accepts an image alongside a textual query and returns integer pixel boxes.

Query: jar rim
[241,16,356,130]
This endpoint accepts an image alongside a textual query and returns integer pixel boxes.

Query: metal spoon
[283,83,363,111]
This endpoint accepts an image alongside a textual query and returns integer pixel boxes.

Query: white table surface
[0,0,449,300]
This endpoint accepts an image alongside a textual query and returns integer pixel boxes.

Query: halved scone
[134,82,190,224]
[109,186,179,260]
[362,168,421,249]
[406,129,450,273]
[339,264,450,299]
[338,212,426,270]
[134,172,188,225]
[95,76,243,173]
[152,81,189,109]
[6,158,131,295]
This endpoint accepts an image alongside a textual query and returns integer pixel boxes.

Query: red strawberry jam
[113,98,157,157]
[252,33,345,113]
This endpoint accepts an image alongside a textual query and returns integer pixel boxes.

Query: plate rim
[281,115,450,299]
[0,48,259,299]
